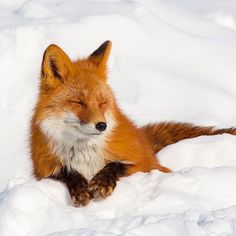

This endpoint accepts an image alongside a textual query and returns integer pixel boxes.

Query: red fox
[30,41,236,206]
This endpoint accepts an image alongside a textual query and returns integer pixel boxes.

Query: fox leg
[141,122,236,154]
[88,162,125,199]
[52,168,91,207]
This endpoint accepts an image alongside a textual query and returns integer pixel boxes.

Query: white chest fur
[40,115,108,181]
[58,140,106,181]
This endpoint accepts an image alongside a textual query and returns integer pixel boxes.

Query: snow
[0,0,236,235]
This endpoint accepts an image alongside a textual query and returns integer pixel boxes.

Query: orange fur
[30,120,62,178]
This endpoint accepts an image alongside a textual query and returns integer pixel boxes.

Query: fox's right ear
[41,44,72,89]
[89,41,112,78]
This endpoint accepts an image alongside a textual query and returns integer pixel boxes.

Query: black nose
[95,122,107,131]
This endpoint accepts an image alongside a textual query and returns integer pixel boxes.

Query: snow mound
[1,0,236,235]
[2,164,236,235]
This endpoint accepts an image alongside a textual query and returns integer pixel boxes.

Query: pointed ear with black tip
[89,41,112,78]
[41,44,72,89]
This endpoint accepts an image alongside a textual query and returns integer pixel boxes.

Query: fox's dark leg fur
[88,162,126,199]
[52,167,91,207]
[141,122,236,154]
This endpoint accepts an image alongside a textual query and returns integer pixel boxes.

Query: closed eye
[99,101,107,109]
[68,100,86,106]
[100,101,107,107]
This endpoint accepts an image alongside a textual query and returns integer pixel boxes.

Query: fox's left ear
[89,40,112,76]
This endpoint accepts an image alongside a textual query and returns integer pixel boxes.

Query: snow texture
[1,0,236,235]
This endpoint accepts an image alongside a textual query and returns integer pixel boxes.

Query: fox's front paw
[88,173,116,200]
[70,187,91,207]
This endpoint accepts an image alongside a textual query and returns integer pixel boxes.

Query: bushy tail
[141,122,236,154]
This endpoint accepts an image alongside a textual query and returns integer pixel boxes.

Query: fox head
[35,41,116,143]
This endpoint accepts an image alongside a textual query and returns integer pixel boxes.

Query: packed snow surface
[1,0,236,235]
